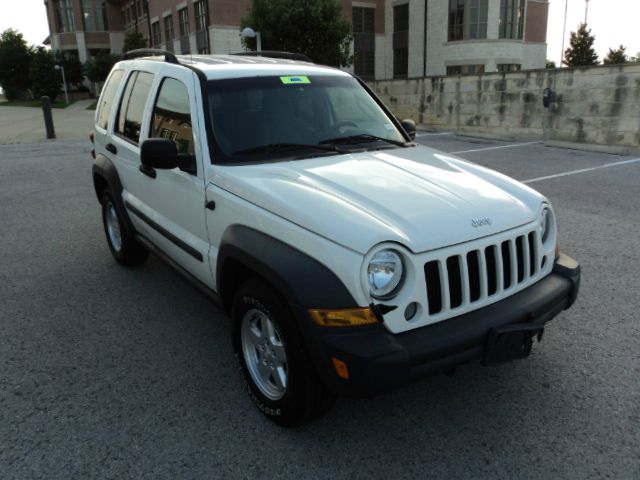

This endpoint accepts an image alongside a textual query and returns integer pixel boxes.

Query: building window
[164,15,174,42]
[82,0,109,31]
[352,7,375,80]
[499,0,525,39]
[178,8,190,36]
[446,64,485,75]
[178,7,190,54]
[194,1,208,32]
[393,4,409,78]
[497,63,521,73]
[448,0,488,41]
[151,21,161,48]
[54,0,76,33]
[194,0,210,53]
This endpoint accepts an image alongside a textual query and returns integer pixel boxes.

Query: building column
[75,32,88,62]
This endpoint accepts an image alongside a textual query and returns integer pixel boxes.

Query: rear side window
[96,69,124,130]
[115,71,154,144]
[150,78,194,155]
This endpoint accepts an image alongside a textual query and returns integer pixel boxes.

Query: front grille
[424,229,542,316]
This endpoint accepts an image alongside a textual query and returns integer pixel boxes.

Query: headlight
[367,249,404,299]
[540,207,551,243]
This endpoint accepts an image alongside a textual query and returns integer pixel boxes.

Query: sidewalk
[0,99,95,144]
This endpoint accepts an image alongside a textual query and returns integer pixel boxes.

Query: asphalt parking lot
[1,136,638,479]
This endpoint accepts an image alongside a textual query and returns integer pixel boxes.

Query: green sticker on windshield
[280,76,311,85]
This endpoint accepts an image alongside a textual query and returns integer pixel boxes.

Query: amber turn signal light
[331,357,350,380]
[309,307,380,327]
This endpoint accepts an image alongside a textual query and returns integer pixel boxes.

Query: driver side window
[150,78,195,156]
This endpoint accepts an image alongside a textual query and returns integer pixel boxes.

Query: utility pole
[585,0,590,24]
[560,0,569,65]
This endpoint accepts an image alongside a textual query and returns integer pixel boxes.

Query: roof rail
[122,48,179,64]
[231,51,313,63]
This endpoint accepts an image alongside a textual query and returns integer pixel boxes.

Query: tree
[54,50,84,87]
[29,47,61,101]
[563,23,599,67]
[123,31,147,52]
[603,45,628,65]
[545,59,557,69]
[241,0,352,67]
[0,29,33,100]
[84,51,119,83]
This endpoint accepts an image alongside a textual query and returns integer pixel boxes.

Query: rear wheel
[101,191,148,266]
[232,278,334,426]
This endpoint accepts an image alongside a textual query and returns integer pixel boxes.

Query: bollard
[41,96,56,139]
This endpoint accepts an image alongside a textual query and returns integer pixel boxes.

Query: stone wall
[369,63,640,150]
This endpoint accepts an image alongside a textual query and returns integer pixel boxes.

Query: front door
[132,67,213,288]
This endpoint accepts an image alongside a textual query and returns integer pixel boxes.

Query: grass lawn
[0,99,75,108]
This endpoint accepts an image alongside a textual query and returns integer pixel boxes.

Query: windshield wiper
[231,143,345,156]
[319,134,408,147]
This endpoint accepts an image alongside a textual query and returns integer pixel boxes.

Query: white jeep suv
[91,49,580,426]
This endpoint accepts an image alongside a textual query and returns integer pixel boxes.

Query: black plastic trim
[216,225,356,311]
[122,48,179,64]
[124,200,203,262]
[92,155,136,236]
[296,254,580,398]
[134,233,221,307]
[139,164,157,178]
[353,74,415,144]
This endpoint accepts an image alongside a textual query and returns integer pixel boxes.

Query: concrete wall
[369,63,640,150]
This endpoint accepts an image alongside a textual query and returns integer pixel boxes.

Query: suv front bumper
[292,253,580,397]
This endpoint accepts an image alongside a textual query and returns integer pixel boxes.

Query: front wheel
[101,191,148,266]
[232,278,334,426]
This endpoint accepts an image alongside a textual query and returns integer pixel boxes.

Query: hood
[210,145,545,254]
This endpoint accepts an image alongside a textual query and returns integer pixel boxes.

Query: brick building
[43,0,548,79]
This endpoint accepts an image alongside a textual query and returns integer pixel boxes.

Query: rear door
[130,66,213,288]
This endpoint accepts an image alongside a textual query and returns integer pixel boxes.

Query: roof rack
[231,51,313,63]
[122,48,179,64]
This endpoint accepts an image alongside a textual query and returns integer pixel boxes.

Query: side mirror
[400,119,416,140]
[141,138,178,169]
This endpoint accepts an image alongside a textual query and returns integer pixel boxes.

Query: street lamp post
[241,27,262,54]
[54,65,69,105]
[585,0,590,24]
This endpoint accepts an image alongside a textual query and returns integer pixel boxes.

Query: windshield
[205,74,408,163]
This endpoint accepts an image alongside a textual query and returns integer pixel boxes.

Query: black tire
[232,278,335,426]
[101,191,149,267]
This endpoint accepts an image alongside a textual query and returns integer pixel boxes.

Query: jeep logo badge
[471,217,492,228]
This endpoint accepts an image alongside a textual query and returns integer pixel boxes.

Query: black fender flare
[92,155,136,235]
[216,225,357,312]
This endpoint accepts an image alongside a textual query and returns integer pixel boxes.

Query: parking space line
[416,132,454,137]
[523,157,640,184]
[450,141,540,155]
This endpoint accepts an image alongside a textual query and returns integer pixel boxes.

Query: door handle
[105,143,117,154]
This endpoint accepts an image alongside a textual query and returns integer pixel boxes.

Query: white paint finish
[450,141,540,154]
[210,145,544,255]
[95,55,560,335]
[523,157,640,184]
